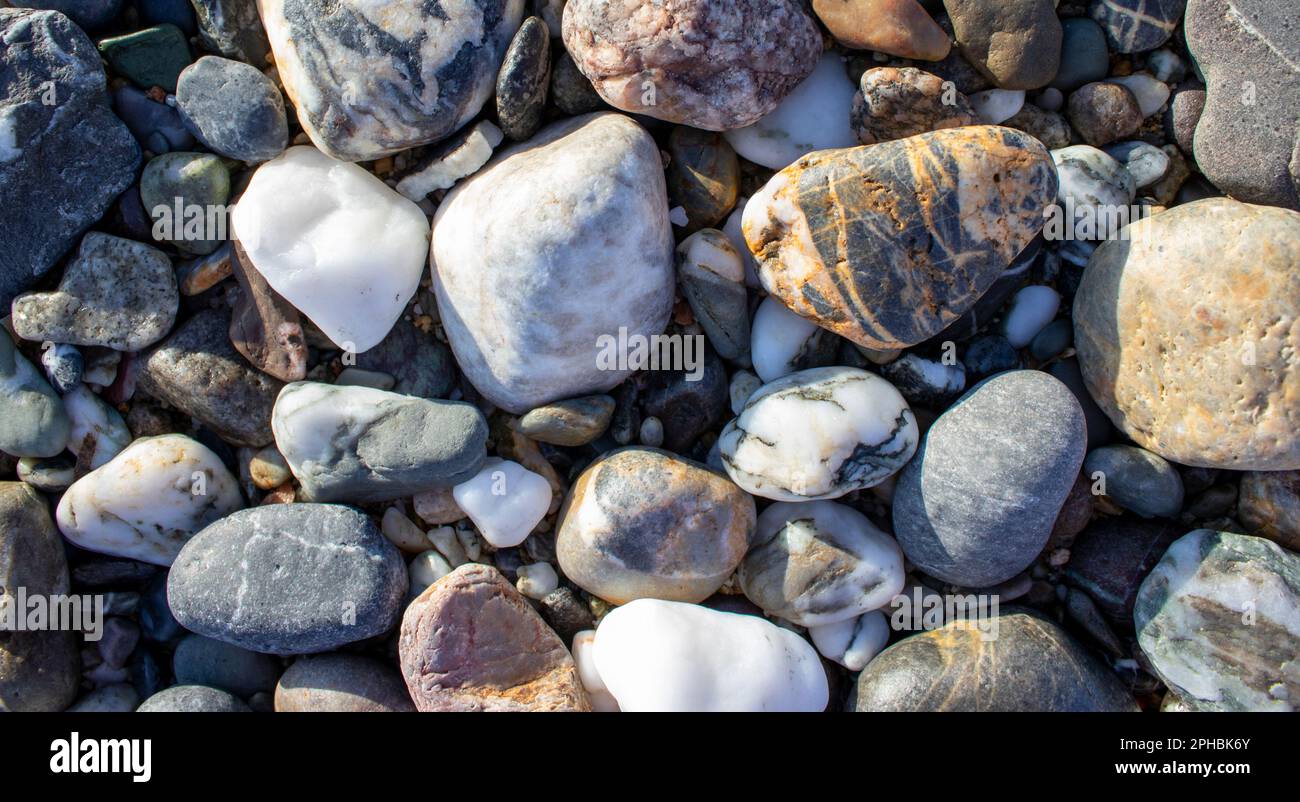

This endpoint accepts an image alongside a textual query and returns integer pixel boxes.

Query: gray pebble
[176,55,288,163]
[1084,444,1184,518]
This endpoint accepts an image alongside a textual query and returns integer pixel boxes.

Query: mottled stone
[176,56,288,163]
[191,0,269,64]
[743,126,1056,350]
[0,333,71,458]
[1104,140,1170,188]
[667,128,739,234]
[229,238,306,383]
[851,67,979,146]
[399,563,589,711]
[1164,79,1204,156]
[1067,81,1143,146]
[1052,144,1138,240]
[168,504,408,654]
[139,151,230,255]
[496,16,550,141]
[1090,0,1185,54]
[137,684,250,711]
[1073,198,1300,470]
[943,0,1062,90]
[550,50,605,115]
[561,0,821,130]
[813,0,950,60]
[0,483,79,711]
[275,653,414,712]
[879,353,966,409]
[893,370,1087,587]
[852,608,1137,711]
[1064,516,1180,622]
[1135,530,1299,711]
[0,9,140,309]
[97,24,192,93]
[556,447,755,604]
[1084,445,1184,518]
[1004,103,1071,149]
[1238,471,1300,552]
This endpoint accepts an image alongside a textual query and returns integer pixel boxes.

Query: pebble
[550,51,605,115]
[744,126,1057,349]
[63,384,131,468]
[140,151,230,255]
[413,487,466,526]
[407,550,454,597]
[728,370,762,415]
[0,9,140,309]
[97,23,192,93]
[0,333,71,458]
[1073,198,1300,469]
[1164,80,1204,156]
[260,0,523,161]
[191,0,268,65]
[812,0,950,60]
[168,504,408,654]
[395,120,503,202]
[0,482,80,711]
[452,458,551,548]
[1237,471,1300,552]
[1000,285,1060,348]
[968,88,1025,124]
[137,685,250,712]
[515,396,615,447]
[879,353,967,409]
[275,654,414,712]
[667,128,739,235]
[379,507,429,553]
[137,309,283,447]
[1067,82,1144,147]
[112,85,194,154]
[1050,144,1137,240]
[1107,73,1169,118]
[1090,0,1184,54]
[562,0,822,130]
[1103,140,1170,188]
[676,230,749,360]
[229,239,306,382]
[1084,445,1184,518]
[1064,516,1180,622]
[231,147,430,353]
[11,233,177,352]
[176,56,288,163]
[945,0,1062,90]
[809,610,891,671]
[432,113,674,413]
[398,563,589,711]
[852,609,1136,711]
[721,367,917,500]
[740,501,906,626]
[592,598,828,712]
[750,296,839,384]
[16,455,75,492]
[1004,102,1072,150]
[893,370,1086,587]
[1051,16,1110,91]
[1029,318,1073,361]
[723,53,859,170]
[516,561,559,600]
[571,631,620,712]
[56,434,243,565]
[495,16,551,142]
[172,634,281,697]
[556,447,755,604]
[271,382,487,503]
[40,343,83,394]
[352,315,456,400]
[850,66,979,146]
[638,417,664,448]
[68,684,140,712]
[1135,530,1299,711]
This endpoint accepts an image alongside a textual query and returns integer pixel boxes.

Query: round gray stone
[137,685,251,712]
[172,634,282,697]
[1084,444,1184,518]
[176,55,288,163]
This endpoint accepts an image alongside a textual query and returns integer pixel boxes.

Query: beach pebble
[452,459,551,548]
[139,151,229,255]
[571,631,620,712]
[1064,516,1180,622]
[514,396,614,447]
[40,344,83,395]
[495,16,550,142]
[379,507,430,554]
[1051,17,1109,91]
[0,333,71,459]
[1237,471,1300,552]
[851,66,979,146]
[1029,318,1073,361]
[175,55,288,163]
[809,610,890,671]
[408,550,455,597]
[945,0,1062,90]
[16,455,75,492]
[1051,145,1137,240]
[96,23,192,93]
[1000,285,1060,348]
[879,354,966,409]
[1103,140,1170,188]
[1090,0,1184,54]
[63,384,131,469]
[812,0,950,60]
[676,230,749,360]
[137,685,250,712]
[190,0,268,65]
[394,120,504,202]
[1107,73,1170,118]
[111,84,193,153]
[969,88,1025,124]
[1067,82,1143,147]
[750,296,838,384]
[275,654,414,712]
[413,487,466,526]
[549,51,605,115]
[1004,103,1071,149]
[172,634,281,697]
[1084,445,1184,518]
[728,370,762,415]
[516,562,559,600]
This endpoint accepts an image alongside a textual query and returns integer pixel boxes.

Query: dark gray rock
[1090,0,1185,54]
[0,333,71,459]
[0,9,141,309]
[112,84,194,153]
[274,653,414,712]
[893,370,1087,587]
[190,0,270,66]
[172,633,282,697]
[538,586,595,645]
[1064,516,1180,623]
[176,56,288,162]
[1084,444,1184,518]
[962,334,1021,380]
[353,315,455,400]
[168,504,408,655]
[637,344,729,454]
[879,353,967,409]
[137,684,251,711]
[1048,357,1112,449]
[10,0,123,31]
[550,51,605,115]
[1051,16,1109,91]
[495,15,550,141]
[1029,318,1072,361]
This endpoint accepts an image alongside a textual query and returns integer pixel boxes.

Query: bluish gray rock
[892,370,1087,587]
[0,334,71,459]
[172,634,282,697]
[1051,16,1109,91]
[190,0,270,65]
[9,0,122,31]
[176,56,288,162]
[1089,0,1185,54]
[1084,444,1184,518]
[112,84,194,153]
[137,684,251,711]
[352,315,455,400]
[168,504,408,655]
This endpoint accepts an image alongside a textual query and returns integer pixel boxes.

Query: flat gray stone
[172,633,283,697]
[275,653,414,712]
[176,55,288,162]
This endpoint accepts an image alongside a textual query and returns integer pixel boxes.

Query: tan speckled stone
[813,0,951,61]
[1238,471,1300,552]
[1074,198,1300,471]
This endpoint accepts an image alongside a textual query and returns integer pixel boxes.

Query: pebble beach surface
[1,0,1298,714]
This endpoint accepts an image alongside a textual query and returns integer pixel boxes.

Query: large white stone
[451,458,551,547]
[230,146,430,353]
[431,113,674,413]
[56,434,243,566]
[592,599,828,712]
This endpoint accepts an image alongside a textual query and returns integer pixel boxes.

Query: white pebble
[729,369,762,415]
[395,120,502,201]
[721,200,762,288]
[638,416,664,448]
[1106,73,1169,118]
[380,507,430,552]
[452,458,551,548]
[1001,285,1061,348]
[571,630,620,712]
[408,549,454,596]
[426,525,468,566]
[63,384,130,469]
[809,610,890,671]
[969,89,1025,124]
[750,295,829,383]
[516,562,559,600]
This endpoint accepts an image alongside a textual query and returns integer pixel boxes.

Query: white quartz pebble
[809,610,890,671]
[516,562,559,600]
[1001,285,1062,348]
[1106,73,1169,118]
[63,384,131,469]
[969,89,1025,124]
[395,120,503,201]
[571,630,620,713]
[408,549,454,597]
[230,146,430,353]
[751,295,831,383]
[729,369,762,415]
[452,459,551,548]
[722,199,762,288]
[592,599,828,712]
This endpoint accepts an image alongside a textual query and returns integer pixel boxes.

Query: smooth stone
[137,685,250,711]
[272,382,487,503]
[571,630,619,711]
[172,634,281,697]
[750,296,839,384]
[1090,0,1184,54]
[413,487,466,526]
[1067,82,1144,147]
[728,370,762,415]
[452,458,550,548]
[1073,199,1300,470]
[231,146,430,353]
[550,50,605,115]
[852,608,1137,711]
[248,446,290,490]
[0,333,71,458]
[11,233,178,352]
[352,315,456,400]
[1004,103,1072,150]
[1047,357,1111,449]
[40,343,83,394]
[809,610,890,671]
[1035,87,1064,111]
[63,384,131,468]
[168,504,408,654]
[112,84,193,153]
[1187,0,1300,210]
[68,684,140,712]
[1238,471,1300,552]
[137,309,283,447]
[140,151,230,255]
[496,16,550,142]
[408,550,454,597]
[1135,530,1300,711]
[1104,140,1170,188]
[593,598,828,712]
[379,507,429,553]
[851,66,979,146]
[667,128,739,234]
[720,366,918,501]
[740,501,905,626]
[1107,73,1170,118]
[1051,17,1109,91]
[0,483,79,711]
[190,0,269,65]
[562,0,821,130]
[962,335,1021,379]
[1064,516,1180,622]
[743,126,1057,350]
[878,353,966,409]
[275,653,414,712]
[261,0,523,161]
[556,447,755,604]
[1085,445,1184,518]
[11,0,123,30]
[431,113,674,413]
[176,56,288,163]
[56,434,243,566]
[515,561,558,600]
[1000,285,1060,348]
[229,238,306,383]
[813,0,950,60]
[969,88,1025,124]
[16,455,75,492]
[637,416,664,447]
[1051,144,1137,240]
[676,230,748,360]
[1029,318,1073,361]
[943,0,1062,90]
[514,396,614,446]
[1164,80,1204,156]
[399,563,589,711]
[0,9,140,309]
[893,370,1086,587]
[394,120,504,202]
[97,24,192,93]
[723,52,859,170]
[175,242,232,296]
[636,342,729,453]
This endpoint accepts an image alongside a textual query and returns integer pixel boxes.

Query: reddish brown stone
[813,0,951,60]
[229,237,307,382]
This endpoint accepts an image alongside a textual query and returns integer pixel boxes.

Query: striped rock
[259,0,524,161]
[1089,0,1185,54]
[743,125,1056,350]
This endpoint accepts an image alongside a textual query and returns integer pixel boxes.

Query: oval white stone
[452,458,551,548]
